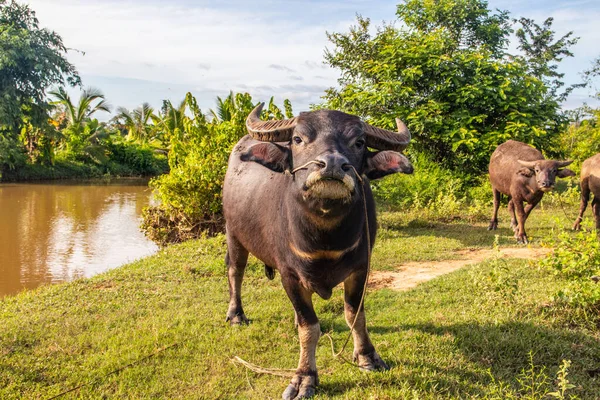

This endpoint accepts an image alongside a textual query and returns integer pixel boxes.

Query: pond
[0,179,158,298]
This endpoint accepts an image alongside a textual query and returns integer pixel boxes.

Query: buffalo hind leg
[281,275,320,400]
[344,270,389,371]
[593,197,600,230]
[573,179,590,230]
[488,188,501,230]
[225,231,250,325]
[508,199,518,232]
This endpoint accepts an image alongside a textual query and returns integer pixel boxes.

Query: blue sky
[25,0,600,118]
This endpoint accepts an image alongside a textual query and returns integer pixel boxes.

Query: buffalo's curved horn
[246,103,297,142]
[517,160,537,168]
[556,160,573,168]
[363,118,411,152]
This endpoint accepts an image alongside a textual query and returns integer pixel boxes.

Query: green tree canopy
[0,0,80,135]
[322,0,578,174]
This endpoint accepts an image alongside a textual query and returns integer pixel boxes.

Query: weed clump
[540,228,600,327]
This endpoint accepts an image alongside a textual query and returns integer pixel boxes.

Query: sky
[24,0,600,119]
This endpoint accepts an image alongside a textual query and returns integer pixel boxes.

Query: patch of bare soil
[369,247,552,291]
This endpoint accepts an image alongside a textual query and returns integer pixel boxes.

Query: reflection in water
[0,180,158,297]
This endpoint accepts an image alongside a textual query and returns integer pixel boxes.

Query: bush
[141,92,290,245]
[539,229,600,327]
[373,153,490,223]
[373,153,467,208]
[106,141,169,176]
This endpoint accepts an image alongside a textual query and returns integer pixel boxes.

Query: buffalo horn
[517,160,537,168]
[363,118,411,152]
[245,103,297,142]
[556,160,573,167]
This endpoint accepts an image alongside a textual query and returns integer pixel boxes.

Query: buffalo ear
[365,151,413,180]
[240,143,291,173]
[517,167,534,177]
[557,168,576,178]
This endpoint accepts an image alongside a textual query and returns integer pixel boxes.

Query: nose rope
[288,160,364,185]
[289,160,325,175]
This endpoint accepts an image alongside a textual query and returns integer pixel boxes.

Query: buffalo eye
[293,136,302,144]
[355,138,366,149]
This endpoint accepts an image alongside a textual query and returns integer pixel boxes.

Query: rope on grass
[45,342,179,400]
[231,356,296,378]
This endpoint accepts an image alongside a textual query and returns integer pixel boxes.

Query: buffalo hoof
[282,374,318,400]
[487,221,498,231]
[226,311,249,325]
[353,350,390,372]
[516,235,529,245]
[573,222,582,231]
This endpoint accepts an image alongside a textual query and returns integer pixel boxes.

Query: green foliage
[374,153,490,222]
[558,108,600,166]
[540,229,600,327]
[106,140,168,176]
[322,0,576,175]
[485,353,577,400]
[142,92,293,245]
[0,0,79,146]
[113,102,155,144]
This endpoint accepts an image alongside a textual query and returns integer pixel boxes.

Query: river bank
[2,208,599,399]
[0,156,169,183]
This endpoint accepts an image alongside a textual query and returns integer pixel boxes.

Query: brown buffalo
[573,153,600,230]
[488,140,575,243]
[222,104,413,399]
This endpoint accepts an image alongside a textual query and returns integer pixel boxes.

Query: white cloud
[24,0,600,115]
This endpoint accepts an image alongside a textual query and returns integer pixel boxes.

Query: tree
[49,87,111,158]
[515,17,580,101]
[0,0,80,138]
[322,0,578,174]
[113,103,155,144]
[49,87,111,132]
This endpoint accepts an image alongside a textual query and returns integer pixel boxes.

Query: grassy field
[1,205,599,399]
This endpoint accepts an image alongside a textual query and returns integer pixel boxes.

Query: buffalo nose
[315,153,351,175]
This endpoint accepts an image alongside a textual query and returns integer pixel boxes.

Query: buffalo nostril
[341,164,351,172]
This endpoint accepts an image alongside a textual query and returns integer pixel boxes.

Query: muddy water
[0,180,158,297]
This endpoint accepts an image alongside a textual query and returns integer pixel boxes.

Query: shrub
[142,92,290,245]
[373,153,490,223]
[106,141,169,176]
[539,229,600,327]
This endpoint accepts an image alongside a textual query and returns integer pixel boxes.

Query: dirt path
[369,247,552,291]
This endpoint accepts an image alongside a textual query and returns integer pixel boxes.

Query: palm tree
[49,87,111,133]
[152,99,187,147]
[209,91,236,122]
[48,87,111,158]
[113,103,155,144]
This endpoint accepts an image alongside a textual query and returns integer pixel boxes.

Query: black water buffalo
[488,140,575,243]
[223,104,413,399]
[573,153,600,230]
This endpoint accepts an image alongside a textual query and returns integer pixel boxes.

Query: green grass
[1,205,598,399]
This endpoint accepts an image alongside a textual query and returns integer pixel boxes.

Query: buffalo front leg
[488,188,501,230]
[282,276,320,400]
[573,181,590,230]
[344,271,389,371]
[513,199,529,244]
[225,231,250,325]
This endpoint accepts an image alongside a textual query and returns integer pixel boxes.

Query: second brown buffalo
[573,153,600,230]
[488,140,575,243]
